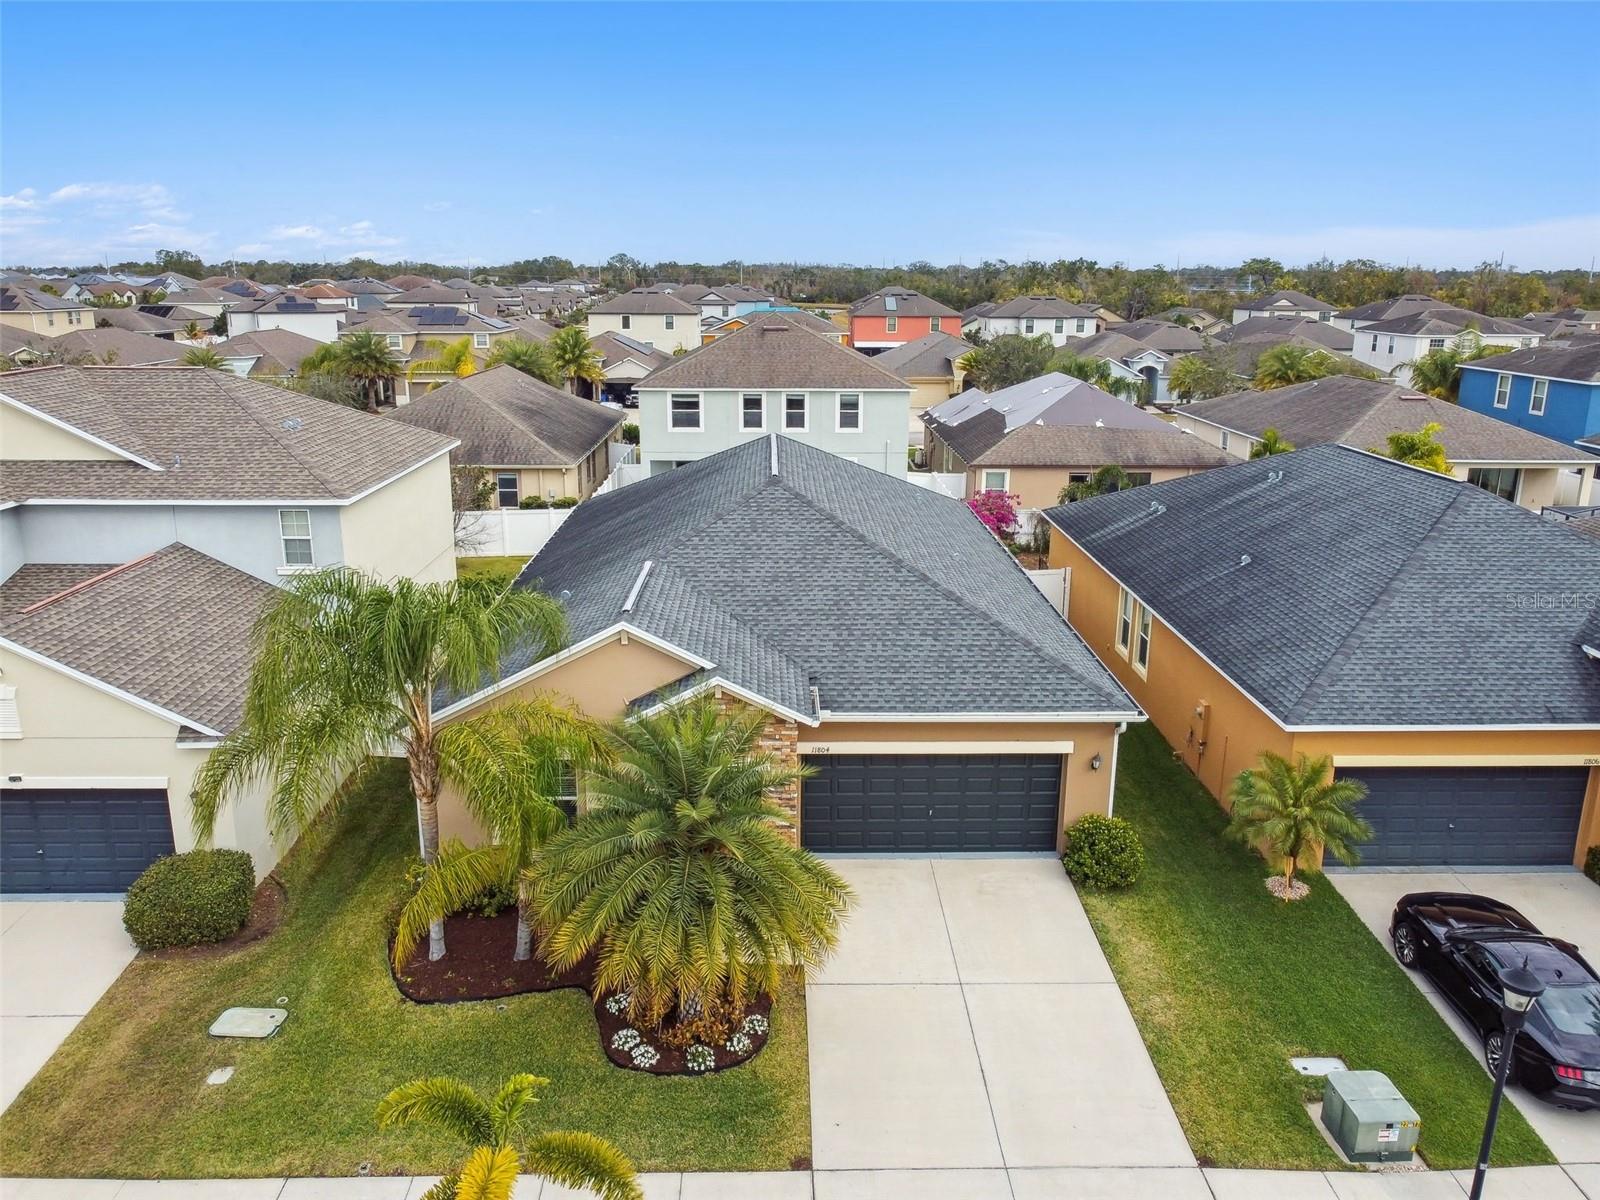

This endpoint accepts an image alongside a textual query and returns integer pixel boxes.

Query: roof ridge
[200,371,346,498]
[16,550,162,615]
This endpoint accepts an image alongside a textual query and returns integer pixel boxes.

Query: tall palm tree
[1252,344,1335,390]
[192,569,571,961]
[484,337,562,387]
[545,326,604,395]
[376,1074,640,1200]
[409,336,479,391]
[529,696,853,1032]
[1248,427,1294,458]
[181,346,225,369]
[339,330,403,411]
[1226,751,1372,895]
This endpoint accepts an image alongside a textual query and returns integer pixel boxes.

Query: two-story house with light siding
[1349,306,1541,384]
[848,286,960,354]
[586,289,701,354]
[224,292,348,343]
[0,366,458,895]
[961,296,1101,346]
[1229,289,1338,325]
[0,285,93,337]
[1458,342,1600,451]
[635,310,913,477]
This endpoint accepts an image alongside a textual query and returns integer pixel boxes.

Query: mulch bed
[390,908,773,1075]
[144,874,286,961]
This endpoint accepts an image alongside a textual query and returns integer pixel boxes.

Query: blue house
[1458,343,1600,449]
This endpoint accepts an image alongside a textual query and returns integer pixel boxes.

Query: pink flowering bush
[967,489,1020,539]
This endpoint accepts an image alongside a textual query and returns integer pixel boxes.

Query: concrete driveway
[0,899,137,1112]
[1330,870,1600,1165]
[806,856,1194,1172]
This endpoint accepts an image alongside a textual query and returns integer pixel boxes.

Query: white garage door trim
[1,776,169,789]
[804,741,1075,755]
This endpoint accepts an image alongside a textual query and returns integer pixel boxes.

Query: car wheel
[1485,1031,1518,1086]
[1393,921,1421,967]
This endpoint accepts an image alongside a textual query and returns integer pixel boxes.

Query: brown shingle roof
[589,289,699,316]
[848,287,960,319]
[212,328,324,375]
[638,311,909,391]
[970,423,1232,468]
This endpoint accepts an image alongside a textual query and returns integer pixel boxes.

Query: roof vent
[1150,501,1166,516]
[1267,469,1283,483]
[622,560,653,614]
[1239,554,1252,567]
[282,417,304,432]
[1094,418,1105,427]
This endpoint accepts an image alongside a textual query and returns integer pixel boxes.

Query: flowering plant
[610,1028,642,1052]
[966,489,1020,539]
[604,991,632,1015]
[740,1013,769,1037]
[724,1031,753,1055]
[686,1044,716,1072]
[630,1043,660,1068]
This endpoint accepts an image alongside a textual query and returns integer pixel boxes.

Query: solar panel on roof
[413,307,467,325]
[276,301,319,313]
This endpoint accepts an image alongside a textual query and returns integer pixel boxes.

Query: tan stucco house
[0,285,92,336]
[1043,444,1600,868]
[873,330,973,437]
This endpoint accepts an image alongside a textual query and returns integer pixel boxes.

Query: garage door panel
[802,753,1062,853]
[1,788,175,893]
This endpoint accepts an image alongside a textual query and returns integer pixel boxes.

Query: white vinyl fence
[1026,567,1069,615]
[906,472,966,499]
[456,507,572,557]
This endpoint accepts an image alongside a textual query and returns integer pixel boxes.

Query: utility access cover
[209,1007,287,1038]
[1291,1056,1348,1076]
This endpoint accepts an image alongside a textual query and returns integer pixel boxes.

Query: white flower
[611,1027,641,1052]
[686,1044,715,1072]
[725,1032,752,1055]
[604,992,632,1015]
[630,1043,660,1068]
[740,1013,769,1037]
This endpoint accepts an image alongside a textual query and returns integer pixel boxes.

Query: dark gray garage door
[0,789,175,893]
[1339,767,1589,867]
[801,754,1062,852]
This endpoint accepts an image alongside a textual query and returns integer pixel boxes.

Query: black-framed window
[1466,466,1519,501]
[496,472,519,508]
[670,394,701,430]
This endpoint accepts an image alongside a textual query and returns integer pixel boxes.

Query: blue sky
[3,2,1596,270]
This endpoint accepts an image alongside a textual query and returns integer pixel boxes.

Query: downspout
[1105,722,1127,817]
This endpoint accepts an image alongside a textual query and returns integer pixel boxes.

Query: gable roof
[1044,444,1600,727]
[970,423,1231,469]
[488,436,1136,721]
[849,287,960,319]
[638,310,909,391]
[0,365,455,503]
[387,364,622,468]
[501,314,559,342]
[1358,307,1538,338]
[389,283,474,306]
[872,331,972,380]
[590,331,673,372]
[1067,330,1171,364]
[1457,341,1600,385]
[1181,376,1594,463]
[0,285,87,314]
[1101,319,1203,354]
[233,293,344,316]
[0,544,274,735]
[983,296,1098,320]
[1237,289,1337,313]
[337,277,402,296]
[21,326,192,366]
[1337,294,1444,322]
[589,289,699,316]
[1217,315,1354,351]
[212,328,324,375]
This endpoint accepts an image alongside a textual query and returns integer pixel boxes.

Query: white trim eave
[431,621,714,721]
[0,775,170,790]
[1458,362,1593,387]
[0,636,225,738]
[1290,723,1600,734]
[0,392,166,471]
[817,710,1144,724]
[633,675,820,728]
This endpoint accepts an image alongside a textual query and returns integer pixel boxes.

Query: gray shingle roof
[590,331,673,372]
[1100,320,1204,354]
[849,287,960,319]
[0,544,274,734]
[1043,444,1600,727]
[1358,308,1538,338]
[1217,316,1354,351]
[589,289,699,316]
[638,311,909,391]
[1337,294,1444,322]
[970,423,1231,469]
[387,365,622,468]
[2,326,189,366]
[983,296,1098,320]
[1238,290,1337,313]
[1182,376,1594,463]
[1458,342,1600,384]
[389,284,475,306]
[0,365,455,502]
[494,437,1136,720]
[212,328,324,375]
[0,285,86,314]
[871,331,971,380]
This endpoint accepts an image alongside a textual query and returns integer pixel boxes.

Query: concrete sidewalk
[3,1164,1598,1198]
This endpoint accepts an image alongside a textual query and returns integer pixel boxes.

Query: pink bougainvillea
[966,489,1020,538]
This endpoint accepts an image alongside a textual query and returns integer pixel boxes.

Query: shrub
[1061,813,1144,890]
[122,849,255,950]
[621,422,640,445]
[1585,845,1600,886]
[518,496,549,509]
[551,496,579,509]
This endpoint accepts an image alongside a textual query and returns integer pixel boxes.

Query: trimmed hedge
[122,849,255,951]
[1586,845,1600,886]
[1062,813,1145,890]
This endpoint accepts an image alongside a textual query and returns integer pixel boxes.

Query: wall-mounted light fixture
[1089,754,1103,771]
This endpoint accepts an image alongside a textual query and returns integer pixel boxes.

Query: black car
[1391,892,1600,1110]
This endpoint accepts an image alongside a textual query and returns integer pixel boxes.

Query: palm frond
[455,1145,521,1200]
[523,1131,642,1200]
[488,1073,550,1143]
[394,841,514,969]
[375,1077,494,1145]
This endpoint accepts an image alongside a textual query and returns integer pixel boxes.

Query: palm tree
[1380,421,1452,474]
[545,326,604,395]
[339,330,403,411]
[484,337,562,387]
[1167,350,1237,402]
[409,336,479,391]
[1050,351,1144,402]
[181,346,225,369]
[529,696,853,1034]
[1405,348,1461,400]
[1059,464,1131,503]
[1226,751,1372,896]
[183,320,204,342]
[376,1074,640,1200]
[192,569,572,961]
[1249,427,1294,458]
[1252,344,1335,390]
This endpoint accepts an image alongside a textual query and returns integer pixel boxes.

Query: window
[1025,318,1035,334]
[279,509,313,566]
[981,469,1009,491]
[385,333,403,349]
[670,393,701,430]
[1124,471,1153,488]
[1134,604,1153,675]
[1220,430,1231,452]
[1494,373,1511,408]
[741,393,765,431]
[784,393,808,430]
[46,313,55,327]
[931,316,942,332]
[495,472,519,508]
[1428,337,1447,351]
[1370,334,1379,352]
[664,314,675,330]
[1075,318,1086,333]
[0,684,19,739]
[721,305,730,317]
[1519,337,1532,348]
[1530,378,1548,416]
[837,393,861,431]
[1318,311,1331,321]
[886,315,898,333]
[1054,318,1065,334]
[1068,471,1091,484]
[473,333,489,349]
[1115,589,1134,656]
[621,314,631,330]
[1387,336,1396,354]
[1466,466,1520,501]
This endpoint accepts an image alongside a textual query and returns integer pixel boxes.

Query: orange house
[848,286,961,353]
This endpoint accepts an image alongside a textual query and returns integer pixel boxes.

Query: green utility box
[1321,1070,1421,1163]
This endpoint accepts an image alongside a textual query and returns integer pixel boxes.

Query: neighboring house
[387,364,623,505]
[961,296,1100,345]
[212,329,325,380]
[0,365,458,588]
[1542,307,1600,333]
[0,286,92,336]
[1043,443,1600,868]
[701,306,845,346]
[432,435,1141,855]
[1155,307,1230,336]
[1173,376,1597,509]
[384,274,439,292]
[1458,342,1600,449]
[338,277,402,299]
[225,293,347,343]
[1350,306,1541,382]
[1102,319,1204,356]
[1230,289,1338,325]
[132,286,242,320]
[675,283,782,325]
[108,306,209,338]
[292,283,359,310]
[872,331,972,435]
[0,326,191,367]
[586,289,701,353]
[590,331,674,404]
[386,283,479,313]
[69,282,140,306]
[1331,294,1446,332]
[343,307,519,402]
[635,310,912,476]
[1064,330,1175,403]
[922,372,1228,509]
[848,286,960,353]
[502,314,558,342]
[1211,315,1365,381]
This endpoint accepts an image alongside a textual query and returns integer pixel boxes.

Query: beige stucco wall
[0,650,280,878]
[907,378,956,435]
[587,312,698,354]
[338,454,456,582]
[0,402,125,460]
[973,464,1205,509]
[0,308,91,336]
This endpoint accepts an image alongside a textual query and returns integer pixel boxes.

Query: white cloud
[269,224,327,240]
[47,181,175,209]
[1,188,38,210]
[422,200,452,213]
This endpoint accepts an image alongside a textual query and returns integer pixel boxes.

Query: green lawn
[456,555,529,584]
[0,764,810,1179]
[1079,724,1552,1170]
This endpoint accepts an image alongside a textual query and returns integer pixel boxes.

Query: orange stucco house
[848,287,961,354]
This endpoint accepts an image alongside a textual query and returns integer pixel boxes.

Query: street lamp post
[1468,964,1545,1200]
